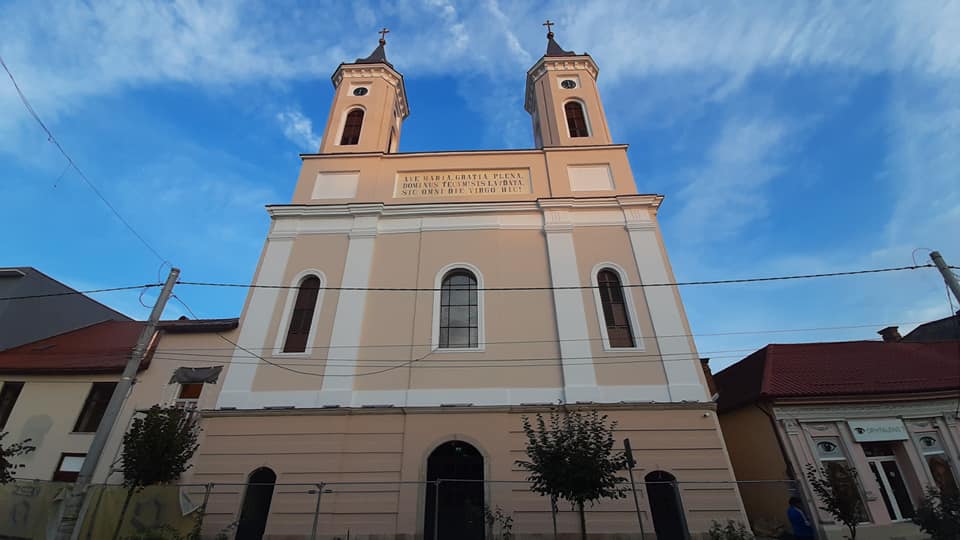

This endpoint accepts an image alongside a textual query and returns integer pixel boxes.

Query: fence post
[310,482,326,540]
[672,480,691,540]
[433,479,442,540]
[190,483,213,540]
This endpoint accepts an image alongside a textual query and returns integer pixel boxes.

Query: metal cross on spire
[543,19,555,38]
[378,27,390,45]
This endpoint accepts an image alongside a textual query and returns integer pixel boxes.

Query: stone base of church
[191,402,746,539]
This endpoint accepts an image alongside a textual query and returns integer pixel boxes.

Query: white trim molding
[318,214,379,397]
[590,262,645,352]
[271,269,328,356]
[431,262,485,353]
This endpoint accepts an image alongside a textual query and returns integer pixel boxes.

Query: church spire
[355,27,393,67]
[542,20,575,57]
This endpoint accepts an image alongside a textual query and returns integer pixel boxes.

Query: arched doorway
[424,440,484,540]
[236,467,277,540]
[645,470,689,540]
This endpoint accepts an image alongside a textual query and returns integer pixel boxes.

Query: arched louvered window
[565,101,589,138]
[282,276,321,353]
[340,109,364,145]
[598,269,634,348]
[439,270,479,349]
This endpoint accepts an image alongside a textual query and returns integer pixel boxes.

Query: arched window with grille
[564,101,589,138]
[340,109,364,145]
[282,276,321,353]
[438,269,479,349]
[597,269,635,348]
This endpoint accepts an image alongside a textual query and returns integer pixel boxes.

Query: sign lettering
[394,168,532,198]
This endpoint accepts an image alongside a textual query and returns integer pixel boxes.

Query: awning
[168,366,222,384]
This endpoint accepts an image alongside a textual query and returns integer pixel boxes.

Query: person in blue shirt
[788,496,816,538]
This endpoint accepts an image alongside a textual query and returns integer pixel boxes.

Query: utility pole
[623,438,646,539]
[930,251,960,305]
[56,268,180,540]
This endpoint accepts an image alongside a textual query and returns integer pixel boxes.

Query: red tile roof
[715,340,960,412]
[0,320,149,374]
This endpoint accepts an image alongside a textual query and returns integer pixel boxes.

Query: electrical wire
[0,54,168,264]
[0,284,162,301]
[175,264,937,292]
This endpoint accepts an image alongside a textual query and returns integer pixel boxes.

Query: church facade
[193,30,747,539]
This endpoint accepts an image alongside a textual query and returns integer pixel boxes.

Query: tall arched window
[282,276,320,353]
[564,101,589,138]
[340,109,364,145]
[439,270,479,349]
[598,269,634,348]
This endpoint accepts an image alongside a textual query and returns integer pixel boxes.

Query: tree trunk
[112,488,135,540]
[551,496,558,540]
[577,500,587,540]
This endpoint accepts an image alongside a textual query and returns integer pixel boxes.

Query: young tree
[805,463,864,540]
[515,409,627,540]
[114,405,200,540]
[912,486,960,540]
[0,432,34,484]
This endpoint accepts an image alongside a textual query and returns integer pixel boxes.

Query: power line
[0,284,162,301]
[0,55,168,264]
[1,264,942,302]
[176,264,937,293]
[14,320,930,355]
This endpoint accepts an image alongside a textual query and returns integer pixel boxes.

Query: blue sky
[1,0,958,370]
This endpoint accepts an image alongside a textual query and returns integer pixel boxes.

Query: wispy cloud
[276,109,321,151]
[671,116,792,241]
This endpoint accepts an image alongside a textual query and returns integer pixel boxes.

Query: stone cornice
[267,196,664,219]
[298,144,630,161]
[525,54,600,113]
[331,63,409,119]
[200,400,716,418]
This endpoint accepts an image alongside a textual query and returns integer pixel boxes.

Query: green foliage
[0,432,34,484]
[483,505,514,540]
[121,405,200,490]
[123,525,192,540]
[708,520,754,540]
[912,486,960,540]
[515,409,627,539]
[805,463,863,540]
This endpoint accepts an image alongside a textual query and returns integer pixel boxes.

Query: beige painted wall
[1,375,118,482]
[94,328,238,483]
[291,146,640,205]
[191,404,744,539]
[718,405,792,536]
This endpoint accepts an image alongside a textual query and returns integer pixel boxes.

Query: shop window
[917,434,959,497]
[0,381,24,429]
[862,442,915,521]
[53,453,85,482]
[814,438,868,521]
[73,382,117,433]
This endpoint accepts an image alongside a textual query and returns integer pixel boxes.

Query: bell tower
[524,22,612,148]
[319,29,409,154]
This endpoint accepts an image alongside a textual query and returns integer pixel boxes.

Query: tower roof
[353,28,394,68]
[542,20,576,57]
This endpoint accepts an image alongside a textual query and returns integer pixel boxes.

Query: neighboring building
[0,267,131,351]
[899,311,960,342]
[715,340,960,540]
[191,30,747,539]
[0,318,237,485]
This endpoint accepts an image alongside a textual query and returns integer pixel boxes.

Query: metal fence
[0,477,802,539]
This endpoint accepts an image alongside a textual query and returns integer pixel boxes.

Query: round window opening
[561,79,577,89]
[353,87,369,96]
